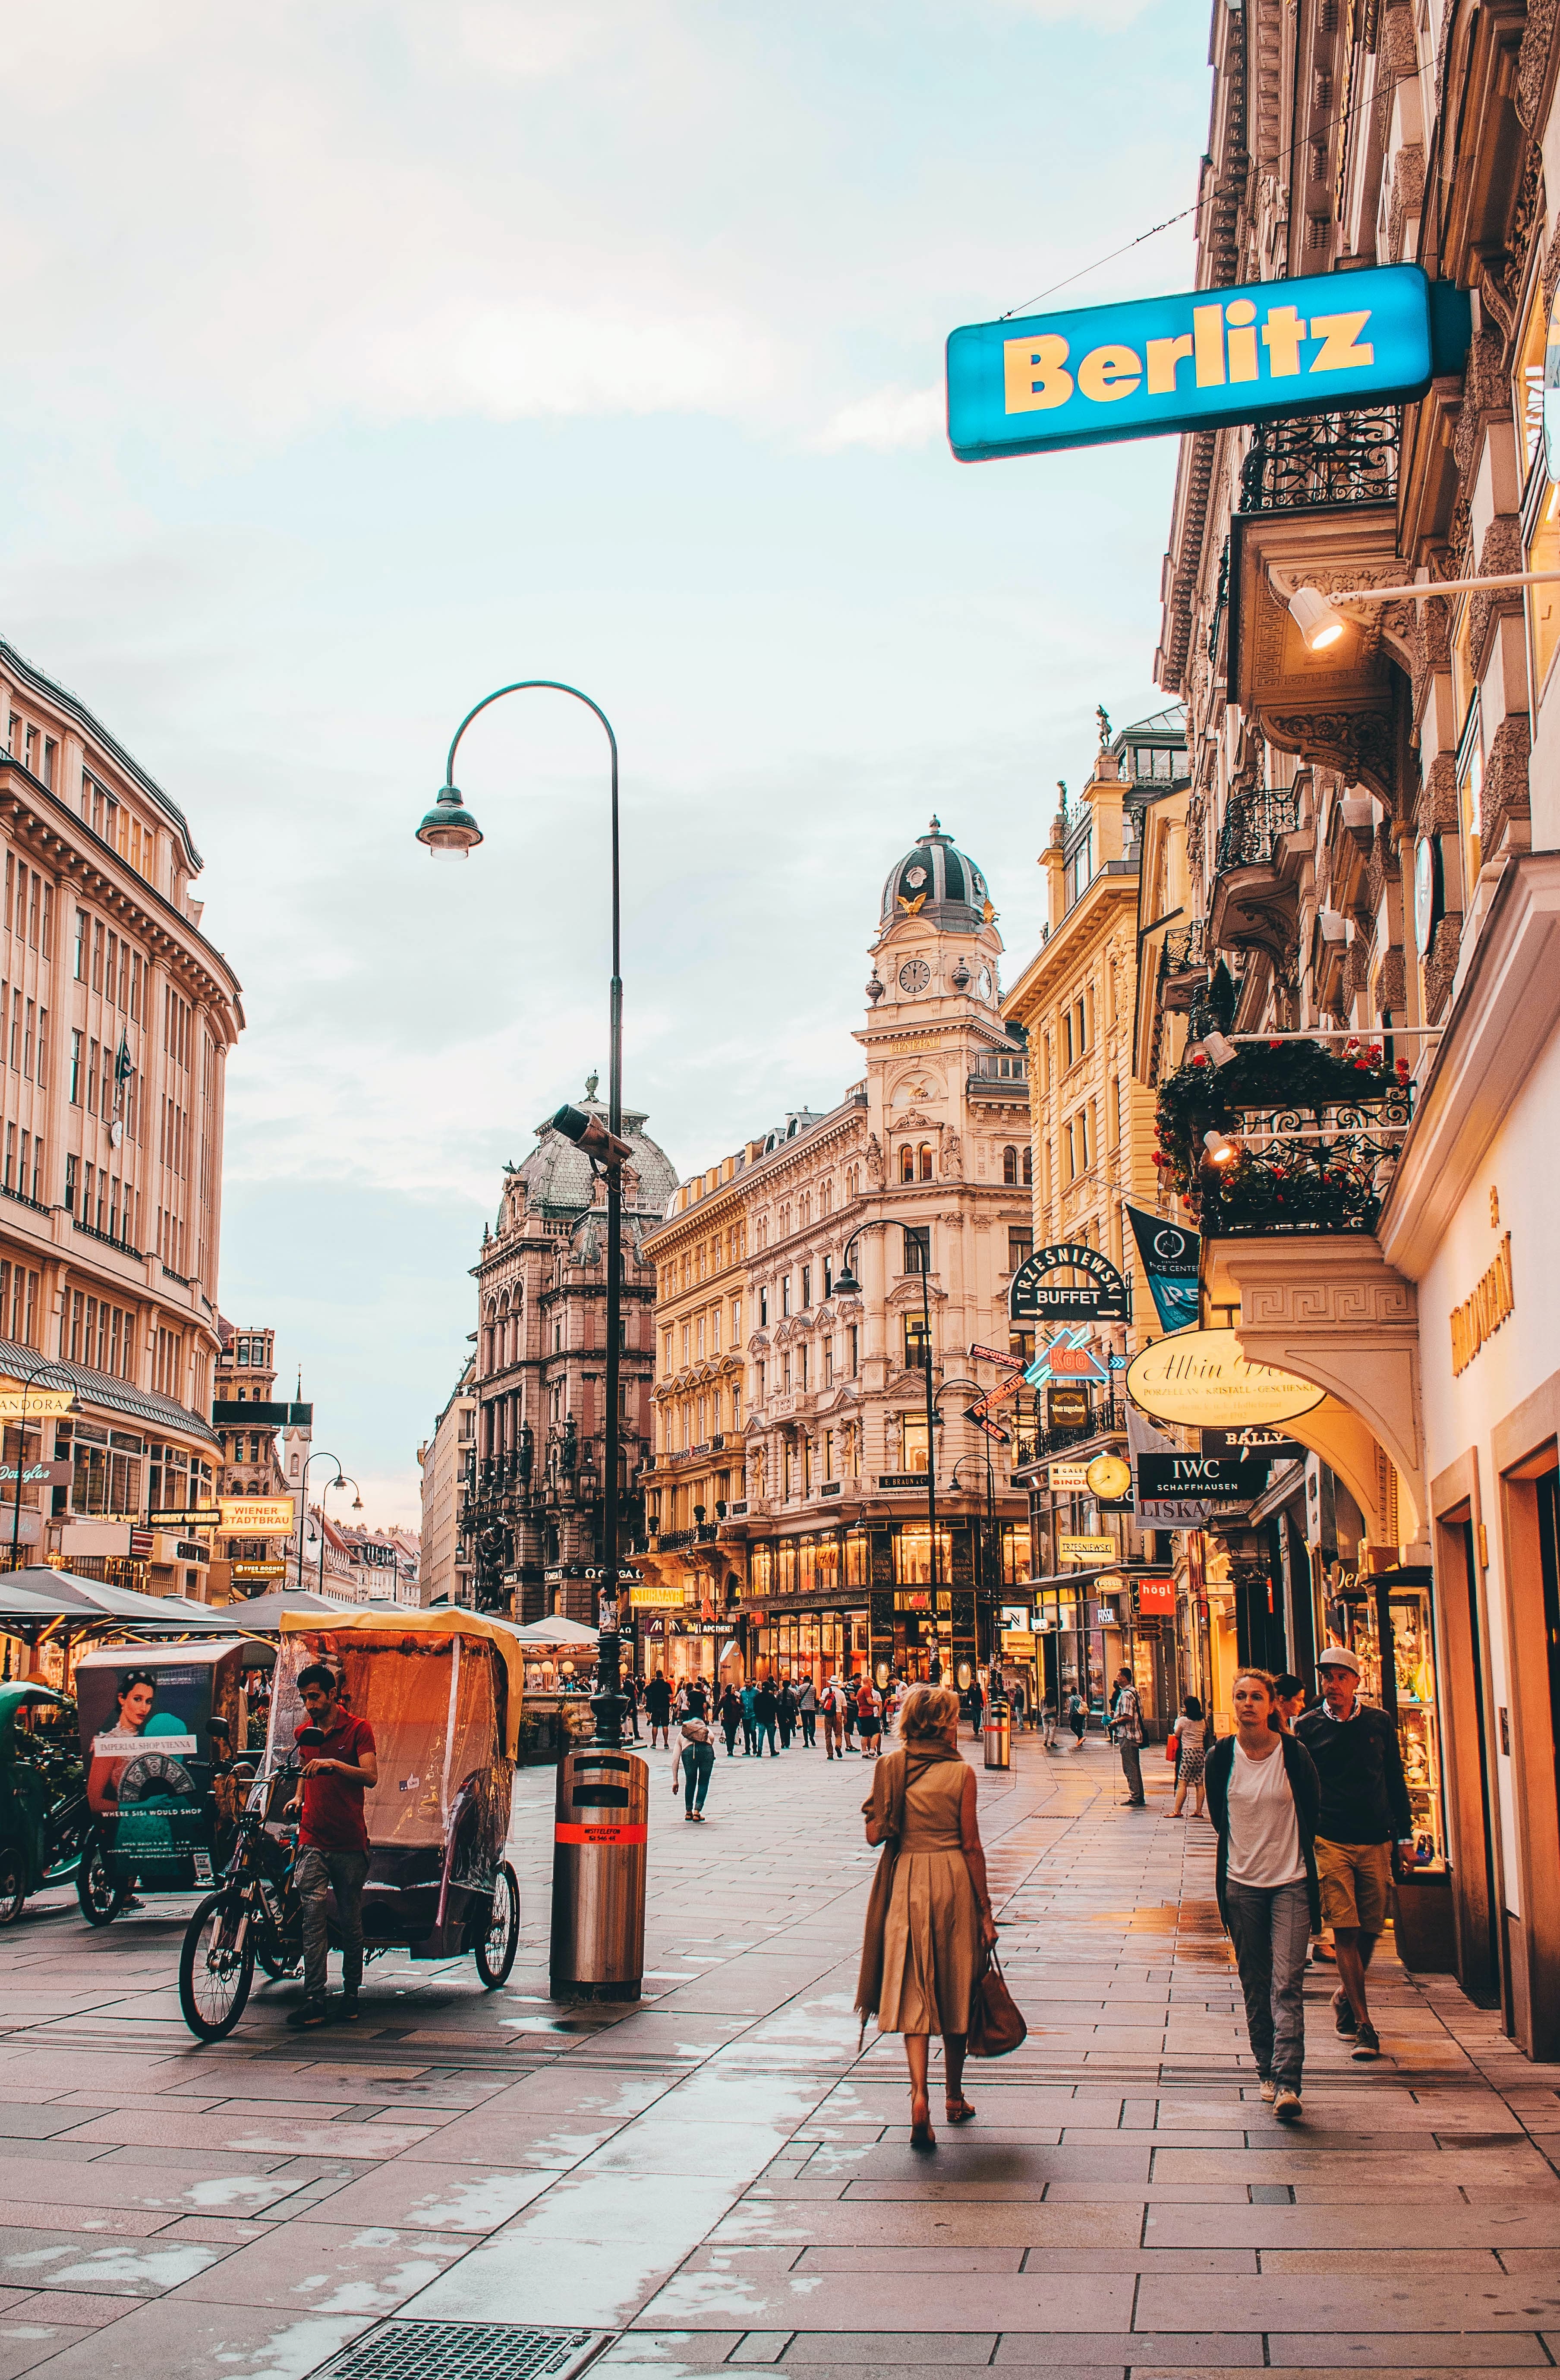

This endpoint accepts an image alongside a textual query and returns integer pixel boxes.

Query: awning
[277,1605,526,1760]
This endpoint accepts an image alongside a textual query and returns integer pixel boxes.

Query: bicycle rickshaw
[74,1638,274,1924]
[179,1606,522,2040]
[0,1682,90,1921]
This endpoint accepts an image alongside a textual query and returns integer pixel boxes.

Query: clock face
[1086,1453,1132,1503]
[898,958,931,994]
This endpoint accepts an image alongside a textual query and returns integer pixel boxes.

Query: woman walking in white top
[1205,1669,1322,2125]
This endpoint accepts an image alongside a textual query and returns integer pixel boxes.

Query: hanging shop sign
[1047,1462,1090,1490]
[1200,1427,1303,1460]
[219,1496,298,1533]
[969,1342,1024,1370]
[1058,1534,1116,1563]
[1011,1243,1131,1323]
[1125,1327,1325,1428]
[1135,1579,1177,1616]
[947,264,1470,462]
[0,1461,70,1488]
[629,1585,669,1609]
[964,1408,1012,1445]
[1125,1206,1200,1334]
[1047,1384,1092,1430]
[1135,1451,1270,1526]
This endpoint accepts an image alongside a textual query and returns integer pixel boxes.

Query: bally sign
[947,265,1470,462]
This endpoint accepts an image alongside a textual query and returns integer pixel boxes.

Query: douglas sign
[946,264,1469,461]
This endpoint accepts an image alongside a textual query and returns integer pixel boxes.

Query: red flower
[1268,1038,1283,1050]
[1191,1053,1209,1069]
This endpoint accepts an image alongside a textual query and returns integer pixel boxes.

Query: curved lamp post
[416,681,630,1752]
[4,1361,75,1573]
[317,1472,362,1597]
[295,1450,347,1595]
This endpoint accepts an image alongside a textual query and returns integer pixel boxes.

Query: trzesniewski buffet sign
[946,264,1468,461]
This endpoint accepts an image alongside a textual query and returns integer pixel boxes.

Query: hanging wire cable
[998,62,1416,320]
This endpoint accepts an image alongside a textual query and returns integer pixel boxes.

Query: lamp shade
[1287,584,1348,653]
[416,784,484,859]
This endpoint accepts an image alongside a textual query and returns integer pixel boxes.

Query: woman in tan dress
[856,1683,998,2153]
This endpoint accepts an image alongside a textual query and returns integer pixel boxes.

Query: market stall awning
[504,1617,602,1646]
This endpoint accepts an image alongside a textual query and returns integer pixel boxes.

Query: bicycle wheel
[0,1856,27,1926]
[475,1861,519,1987]
[76,1842,125,1927]
[179,1892,255,2041]
[254,1930,300,1981]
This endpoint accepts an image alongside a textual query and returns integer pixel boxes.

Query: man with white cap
[1294,1644,1414,2062]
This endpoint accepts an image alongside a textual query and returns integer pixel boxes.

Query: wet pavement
[0,1728,1552,2377]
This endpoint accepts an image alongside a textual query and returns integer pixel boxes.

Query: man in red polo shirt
[285,1664,377,2029]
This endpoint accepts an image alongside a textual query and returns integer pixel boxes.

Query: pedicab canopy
[275,1606,523,1759]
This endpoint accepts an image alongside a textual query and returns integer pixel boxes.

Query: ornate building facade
[464,1081,674,1619]
[639,822,1034,1690]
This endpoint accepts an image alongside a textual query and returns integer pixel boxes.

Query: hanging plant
[1154,1037,1404,1205]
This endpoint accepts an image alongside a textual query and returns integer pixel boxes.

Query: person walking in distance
[855,1684,999,2153]
[1066,1686,1087,1747]
[1207,1669,1321,2124]
[740,1678,758,1756]
[284,1664,378,2030]
[1110,1668,1146,1806]
[823,1677,847,1760]
[841,1681,858,1755]
[777,1678,798,1751]
[673,1705,715,1822]
[625,1671,643,1743]
[753,1677,779,1756]
[1294,1645,1414,2063]
[1040,1687,1059,1750]
[1171,1695,1208,1820]
[798,1676,818,1749]
[644,1670,672,1751]
[856,1674,882,1760]
[718,1682,743,1758]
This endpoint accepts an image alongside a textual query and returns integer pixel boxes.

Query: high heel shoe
[909,2092,936,2154]
[944,2096,977,2125]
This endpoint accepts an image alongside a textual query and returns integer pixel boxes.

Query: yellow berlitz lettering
[1193,303,1226,388]
[1004,334,1073,413]
[1145,332,1194,394]
[1261,305,1305,377]
[1077,344,1141,402]
[1308,311,1375,372]
[1225,298,1259,383]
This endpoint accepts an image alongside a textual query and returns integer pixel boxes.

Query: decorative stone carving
[1469,517,1524,675]
[1424,909,1462,1021]
[1265,709,1396,801]
[940,1132,962,1180]
[865,1135,885,1186]
[1416,751,1459,836]
[1482,711,1532,859]
[1519,0,1560,134]
[1376,946,1406,1013]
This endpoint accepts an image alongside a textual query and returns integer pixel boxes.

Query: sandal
[909,2092,937,2154]
[944,2096,977,2125]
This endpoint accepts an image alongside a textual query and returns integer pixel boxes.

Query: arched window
[1022,1146,1033,1187]
[1002,1145,1018,1185]
[899,1145,915,1182]
[918,1144,933,1181]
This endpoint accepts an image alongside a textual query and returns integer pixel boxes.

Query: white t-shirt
[1225,1740,1305,1888]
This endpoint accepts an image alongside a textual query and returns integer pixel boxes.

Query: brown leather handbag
[967,1945,1027,2057]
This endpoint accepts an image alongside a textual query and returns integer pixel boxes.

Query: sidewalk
[0,1729,1547,2377]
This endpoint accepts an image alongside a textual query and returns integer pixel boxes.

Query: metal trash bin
[983,1701,1012,1771]
[549,1746,649,2002]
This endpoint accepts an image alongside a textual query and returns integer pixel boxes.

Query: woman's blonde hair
[1232,1667,1277,1699]
[899,1683,960,1741]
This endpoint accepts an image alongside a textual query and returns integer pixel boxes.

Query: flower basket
[1153,1038,1410,1233]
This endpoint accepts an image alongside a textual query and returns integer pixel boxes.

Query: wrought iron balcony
[1026,1397,1128,1463]
[1198,1082,1414,1236]
[1239,408,1399,514]
[1215,783,1301,876]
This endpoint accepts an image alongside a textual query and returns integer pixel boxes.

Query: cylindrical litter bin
[549,1746,649,2001]
[983,1701,1011,1771]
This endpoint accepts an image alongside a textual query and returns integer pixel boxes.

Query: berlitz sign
[948,266,1469,462]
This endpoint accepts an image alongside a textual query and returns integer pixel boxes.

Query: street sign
[967,1371,1024,1420]
[1125,1328,1324,1427]
[947,265,1469,462]
[219,1496,297,1533]
[1011,1243,1131,1323]
[1125,1206,1200,1334]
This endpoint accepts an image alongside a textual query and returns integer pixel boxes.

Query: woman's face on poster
[117,1681,155,1732]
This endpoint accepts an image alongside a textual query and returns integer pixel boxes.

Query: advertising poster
[77,1660,214,1885]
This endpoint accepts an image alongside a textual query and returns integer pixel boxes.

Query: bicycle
[178,1760,304,2041]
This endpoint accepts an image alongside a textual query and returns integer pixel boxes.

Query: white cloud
[815,385,944,452]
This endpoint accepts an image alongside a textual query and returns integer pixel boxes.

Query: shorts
[1316,1837,1392,1935]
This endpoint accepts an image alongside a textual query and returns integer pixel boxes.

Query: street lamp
[415,679,630,1753]
[2,1362,74,1573]
[317,1472,362,1597]
[296,1450,347,1594]
[834,1220,941,1620]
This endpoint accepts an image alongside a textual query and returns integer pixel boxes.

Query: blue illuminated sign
[946,265,1469,462]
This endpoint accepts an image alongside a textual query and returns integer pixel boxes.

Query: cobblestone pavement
[0,1729,1551,2379]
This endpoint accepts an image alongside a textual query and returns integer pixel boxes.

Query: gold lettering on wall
[1450,1232,1515,1377]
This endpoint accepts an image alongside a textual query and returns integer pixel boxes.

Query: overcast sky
[0,0,1206,1525]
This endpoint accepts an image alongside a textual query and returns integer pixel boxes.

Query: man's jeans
[800,1711,816,1746]
[1225,1877,1310,2090]
[1119,1737,1145,1802]
[296,1844,368,2005]
[682,1741,715,1812]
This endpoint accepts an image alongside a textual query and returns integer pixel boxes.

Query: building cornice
[1002,868,1141,1024]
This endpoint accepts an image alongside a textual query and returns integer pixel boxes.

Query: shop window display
[1324,1571,1446,1871]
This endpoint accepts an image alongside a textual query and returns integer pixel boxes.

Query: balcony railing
[1239,408,1400,514]
[1027,1397,1128,1462]
[1198,1084,1414,1237]
[1215,784,1300,876]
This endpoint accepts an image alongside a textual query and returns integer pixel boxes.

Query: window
[848,1324,859,1377]
[918,1143,933,1181]
[731,1296,741,1342]
[64,1154,76,1214]
[823,1337,835,1387]
[823,1255,833,1297]
[1002,1144,1018,1185]
[899,1144,915,1183]
[798,1344,808,1391]
[1022,1145,1033,1187]
[759,1287,769,1328]
[1008,1227,1033,1272]
[69,1028,81,1104]
[91,923,103,993]
[781,1275,791,1317]
[901,1413,929,1472]
[904,1315,931,1372]
[903,1225,929,1274]
[22,1002,32,1078]
[73,911,86,981]
[800,1264,811,1308]
[87,1040,98,1111]
[711,1303,721,1353]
